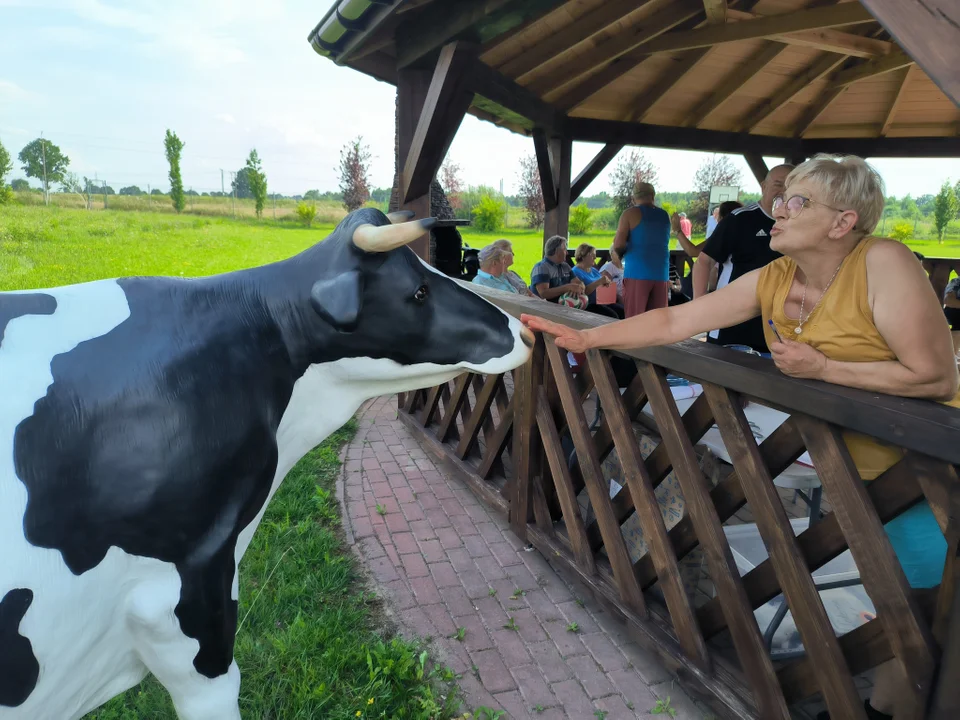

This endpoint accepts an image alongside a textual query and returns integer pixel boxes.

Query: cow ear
[310,271,362,332]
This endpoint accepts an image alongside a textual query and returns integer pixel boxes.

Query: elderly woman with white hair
[470,244,518,293]
[522,154,959,720]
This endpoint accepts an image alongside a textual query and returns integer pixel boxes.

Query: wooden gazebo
[309,3,960,719]
[310,0,959,259]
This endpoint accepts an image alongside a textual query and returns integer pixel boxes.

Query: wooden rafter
[395,0,511,68]
[724,8,893,58]
[703,0,727,25]
[684,41,786,127]
[792,84,849,138]
[525,0,703,98]
[743,153,769,185]
[829,50,913,87]
[571,143,622,202]
[479,0,563,60]
[551,55,654,113]
[622,49,711,123]
[880,65,914,137]
[470,58,566,132]
[499,0,642,81]
[636,2,875,55]
[533,129,558,211]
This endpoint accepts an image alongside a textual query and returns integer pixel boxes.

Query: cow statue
[0,208,533,720]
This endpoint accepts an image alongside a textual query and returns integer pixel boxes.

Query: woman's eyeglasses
[772,194,845,219]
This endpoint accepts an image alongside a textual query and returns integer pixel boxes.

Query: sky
[1,0,957,199]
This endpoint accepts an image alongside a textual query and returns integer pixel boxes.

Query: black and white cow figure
[0,208,533,720]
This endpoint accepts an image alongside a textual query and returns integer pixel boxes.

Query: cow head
[277,208,533,394]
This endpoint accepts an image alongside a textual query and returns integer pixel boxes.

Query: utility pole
[40,133,48,206]
[220,169,225,195]
[273,193,277,221]
[102,180,107,210]
[229,171,237,218]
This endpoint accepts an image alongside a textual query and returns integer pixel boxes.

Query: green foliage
[18,137,70,198]
[691,155,742,229]
[592,207,618,231]
[338,136,372,212]
[303,189,321,201]
[0,184,13,205]
[652,696,677,717]
[933,180,959,243]
[296,201,317,227]
[0,138,11,187]
[900,194,919,219]
[163,130,186,213]
[245,149,268,219]
[471,194,507,233]
[118,186,142,196]
[889,220,914,241]
[11,178,30,192]
[569,203,593,235]
[517,154,544,228]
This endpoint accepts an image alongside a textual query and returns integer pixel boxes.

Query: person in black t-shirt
[692,164,793,352]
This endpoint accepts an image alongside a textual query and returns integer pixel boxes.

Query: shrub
[592,207,618,230]
[471,194,507,233]
[296,202,317,227]
[569,204,593,235]
[889,220,913,241]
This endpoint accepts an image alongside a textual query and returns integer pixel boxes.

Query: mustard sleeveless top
[757,237,960,479]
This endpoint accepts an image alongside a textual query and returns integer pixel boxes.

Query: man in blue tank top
[612,181,671,318]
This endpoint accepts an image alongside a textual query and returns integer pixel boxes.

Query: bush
[471,194,506,233]
[0,185,13,205]
[592,207,618,230]
[569,204,593,235]
[889,220,913,241]
[296,202,317,227]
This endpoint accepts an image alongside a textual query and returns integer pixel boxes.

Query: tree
[337,136,371,212]
[119,185,143,196]
[440,159,464,211]
[185,189,199,196]
[610,150,659,218]
[11,178,30,191]
[900,194,919,219]
[164,129,186,213]
[933,180,959,243]
[517,154,544,229]
[150,188,164,196]
[303,189,321,201]
[690,155,742,227]
[232,167,254,199]
[245,149,268,218]
[19,137,69,203]
[0,138,11,187]
[59,172,83,194]
[955,181,960,219]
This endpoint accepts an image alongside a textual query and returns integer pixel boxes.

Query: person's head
[609,246,621,266]
[574,243,596,266]
[770,154,884,256]
[544,235,567,262]
[717,200,743,220]
[491,238,515,268]
[678,212,687,219]
[478,244,508,276]
[632,181,656,205]
[760,164,794,213]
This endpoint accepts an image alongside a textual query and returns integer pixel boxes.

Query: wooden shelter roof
[309,0,960,158]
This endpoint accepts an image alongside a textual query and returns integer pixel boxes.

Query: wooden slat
[526,0,703,98]
[456,373,501,459]
[880,65,914,136]
[792,83,849,138]
[698,455,925,638]
[571,143,623,202]
[705,384,866,720]
[536,385,596,574]
[796,415,938,718]
[552,55,652,113]
[589,350,710,669]
[743,153,769,185]
[704,0,726,25]
[403,388,424,414]
[622,49,712,123]
[479,396,514,480]
[510,333,544,538]
[637,416,806,589]
[932,519,960,718]
[395,0,510,68]
[544,337,646,615]
[437,373,472,444]
[542,135,572,241]
[683,41,786,127]
[418,383,445,427]
[639,364,790,719]
[533,128,557,212]
[469,57,567,132]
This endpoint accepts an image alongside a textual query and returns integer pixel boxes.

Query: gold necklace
[794,260,844,335]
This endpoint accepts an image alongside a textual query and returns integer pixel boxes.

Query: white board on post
[709,186,740,204]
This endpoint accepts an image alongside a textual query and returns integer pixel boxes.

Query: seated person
[572,243,623,319]
[599,246,625,303]
[523,154,960,720]
[944,276,960,356]
[490,238,536,297]
[470,244,518,293]
[530,235,584,302]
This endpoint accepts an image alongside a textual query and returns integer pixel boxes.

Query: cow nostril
[520,326,535,349]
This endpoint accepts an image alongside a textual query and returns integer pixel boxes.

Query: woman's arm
[576,270,607,295]
[772,241,959,400]
[521,269,762,352]
[672,213,704,258]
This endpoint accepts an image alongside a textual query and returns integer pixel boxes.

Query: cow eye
[414,284,429,303]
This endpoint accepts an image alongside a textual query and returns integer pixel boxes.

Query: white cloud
[216,113,236,125]
[0,80,30,101]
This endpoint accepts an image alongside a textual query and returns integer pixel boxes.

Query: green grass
[83,420,463,720]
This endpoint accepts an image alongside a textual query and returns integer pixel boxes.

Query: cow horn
[386,210,415,224]
[352,218,437,253]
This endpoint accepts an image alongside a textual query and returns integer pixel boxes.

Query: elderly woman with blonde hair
[522,154,959,720]
[489,238,536,297]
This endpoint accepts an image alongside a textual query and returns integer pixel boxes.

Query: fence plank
[511,335,544,539]
[796,415,938,719]
[545,337,646,615]
[479,396,514,480]
[536,386,595,572]
[640,364,791,719]
[590,350,710,669]
[418,383,445,427]
[705,384,866,720]
[456,373,501,459]
[437,374,471,444]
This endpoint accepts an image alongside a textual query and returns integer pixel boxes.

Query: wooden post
[744,153,769,186]
[542,135,572,245]
[511,333,543,540]
[396,67,432,262]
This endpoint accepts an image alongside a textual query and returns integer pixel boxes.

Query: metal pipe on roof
[308,0,395,57]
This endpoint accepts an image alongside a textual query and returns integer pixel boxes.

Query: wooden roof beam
[635,2,876,55]
[533,129,558,211]
[743,153,769,185]
[469,58,567,132]
[724,8,893,58]
[880,65,914,137]
[395,0,511,68]
[570,143,623,202]
[683,41,787,127]
[623,49,712,123]
[704,0,727,25]
[526,0,703,98]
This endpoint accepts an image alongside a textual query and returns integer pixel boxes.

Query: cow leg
[126,567,242,720]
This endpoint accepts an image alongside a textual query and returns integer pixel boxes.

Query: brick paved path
[339,396,710,720]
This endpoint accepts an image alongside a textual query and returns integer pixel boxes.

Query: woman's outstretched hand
[520,314,590,353]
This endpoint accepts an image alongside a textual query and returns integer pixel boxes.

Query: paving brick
[453,517,479,536]
[400,606,436,641]
[490,628,534,670]
[491,690,529,720]
[550,679,596,718]
[608,669,658,715]
[489,541,523,567]
[593,693,636,720]
[420,603,457,638]
[392,532,419,555]
[475,521,503,543]
[357,536,385,560]
[511,663,559,710]
[436,526,463,549]
[408,519,435,540]
[620,642,672,686]
[351,517,374,539]
[393,485,415,504]
[384,544,401,569]
[368,556,399,583]
[582,631,630,673]
[649,681,700,720]
[473,595,509,629]
[566,654,616,699]
[527,640,573,684]
[430,560,460,589]
[463,569,494,600]
[400,501,425,522]
[475,554,508,581]
[432,481,455,499]
[365,468,387,484]
[418,491,441,510]
[510,609,548,644]
[442,586,476,618]
[361,457,381,470]
[381,579,416,611]
[523,588,563,624]
[543,618,588,657]
[447,547,475,574]
[505,563,542,592]
[410,574,441,604]
[471,649,518,694]
[464,533,490,559]
[384,512,409,534]
[380,460,401,475]
[425,507,452,528]
[400,552,429,578]
[418,538,445,563]
[458,614,494,652]
[440,497,467,517]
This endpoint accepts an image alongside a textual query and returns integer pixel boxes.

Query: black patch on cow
[0,293,57,346]
[0,589,40,707]
[12,208,518,680]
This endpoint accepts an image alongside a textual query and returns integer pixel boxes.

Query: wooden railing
[397,287,960,720]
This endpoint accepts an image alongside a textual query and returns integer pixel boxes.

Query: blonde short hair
[574,243,595,263]
[786,154,885,234]
[491,238,513,252]
[477,245,506,266]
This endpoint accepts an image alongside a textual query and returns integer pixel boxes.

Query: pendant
[794,326,803,334]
